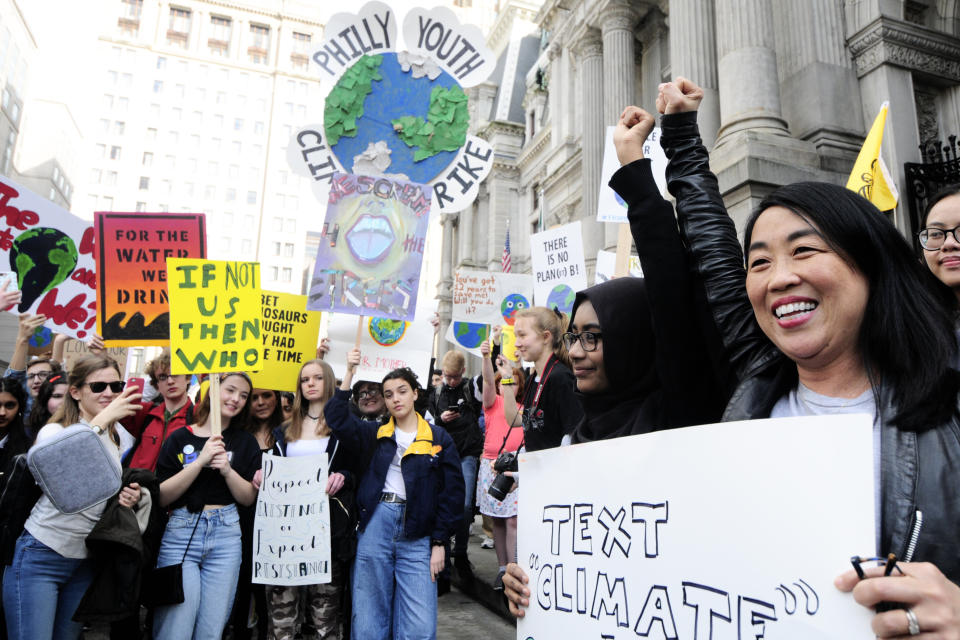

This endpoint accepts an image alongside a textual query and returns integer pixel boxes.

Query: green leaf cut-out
[391,85,470,162]
[324,55,384,145]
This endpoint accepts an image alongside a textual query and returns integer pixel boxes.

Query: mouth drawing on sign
[347,212,395,264]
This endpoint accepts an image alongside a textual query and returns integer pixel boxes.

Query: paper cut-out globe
[547,284,576,315]
[453,321,489,349]
[327,52,464,184]
[500,293,529,326]
[368,317,407,346]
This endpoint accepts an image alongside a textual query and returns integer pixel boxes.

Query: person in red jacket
[122,348,193,472]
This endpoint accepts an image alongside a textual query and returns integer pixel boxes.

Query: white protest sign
[0,176,97,340]
[594,249,643,284]
[518,414,876,639]
[452,270,533,326]
[289,2,495,215]
[529,221,587,313]
[598,126,668,223]
[253,453,331,586]
[444,320,488,358]
[326,311,434,382]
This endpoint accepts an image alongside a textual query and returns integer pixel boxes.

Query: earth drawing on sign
[368,317,407,347]
[452,321,488,350]
[547,284,576,315]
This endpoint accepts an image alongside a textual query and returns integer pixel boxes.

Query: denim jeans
[2,530,95,640]
[351,502,436,640]
[453,455,478,556]
[153,505,242,640]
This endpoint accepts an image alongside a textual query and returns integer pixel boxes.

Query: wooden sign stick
[354,315,365,348]
[209,374,222,437]
[613,223,633,278]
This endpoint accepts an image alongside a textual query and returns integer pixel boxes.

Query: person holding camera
[426,350,483,583]
[476,340,525,591]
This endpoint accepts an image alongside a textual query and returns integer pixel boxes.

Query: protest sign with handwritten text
[249,292,322,393]
[167,259,262,375]
[594,249,643,284]
[63,339,128,378]
[326,310,434,382]
[518,415,875,639]
[306,173,430,322]
[0,176,97,340]
[529,221,587,313]
[95,213,206,347]
[597,126,667,224]
[253,453,331,586]
[452,270,533,326]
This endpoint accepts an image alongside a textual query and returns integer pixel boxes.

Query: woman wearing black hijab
[504,111,727,614]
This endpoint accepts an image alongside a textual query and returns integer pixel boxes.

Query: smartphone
[0,271,18,292]
[126,377,145,400]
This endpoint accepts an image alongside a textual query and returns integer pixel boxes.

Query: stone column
[669,0,721,148]
[714,0,789,141]
[437,213,456,350]
[576,29,605,266]
[601,2,637,126]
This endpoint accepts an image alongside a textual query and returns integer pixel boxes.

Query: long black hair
[920,183,960,228]
[0,377,30,451]
[26,372,67,439]
[744,182,959,431]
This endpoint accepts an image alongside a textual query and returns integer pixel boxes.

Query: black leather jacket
[661,111,960,584]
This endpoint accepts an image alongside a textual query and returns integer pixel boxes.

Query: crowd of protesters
[0,76,955,640]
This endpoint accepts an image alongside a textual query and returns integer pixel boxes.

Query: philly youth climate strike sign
[249,291,322,393]
[167,259,262,375]
[517,414,876,639]
[307,172,429,321]
[95,212,206,346]
[287,1,495,214]
[253,453,331,586]
[0,176,97,340]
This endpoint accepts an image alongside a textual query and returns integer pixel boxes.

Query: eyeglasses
[156,374,181,383]
[84,381,125,394]
[358,389,381,399]
[26,371,51,381]
[919,226,960,250]
[0,401,17,411]
[562,331,602,352]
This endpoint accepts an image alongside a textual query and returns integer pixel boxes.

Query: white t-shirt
[286,437,329,458]
[382,428,417,499]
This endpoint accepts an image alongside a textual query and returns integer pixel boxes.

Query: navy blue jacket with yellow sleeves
[324,389,464,541]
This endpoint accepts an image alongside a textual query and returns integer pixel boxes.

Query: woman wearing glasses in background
[2,354,143,640]
[917,186,960,358]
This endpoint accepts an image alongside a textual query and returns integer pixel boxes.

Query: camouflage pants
[268,563,342,640]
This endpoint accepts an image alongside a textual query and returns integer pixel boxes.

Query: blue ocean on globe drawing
[453,321,489,349]
[329,52,460,183]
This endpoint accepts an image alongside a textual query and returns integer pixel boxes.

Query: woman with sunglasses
[2,354,143,640]
[325,353,464,640]
[152,372,261,640]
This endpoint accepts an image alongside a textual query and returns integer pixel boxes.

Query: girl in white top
[2,353,143,640]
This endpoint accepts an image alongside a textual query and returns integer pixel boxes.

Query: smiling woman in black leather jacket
[634,78,960,639]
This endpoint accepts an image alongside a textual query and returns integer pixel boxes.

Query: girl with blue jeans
[325,350,464,640]
[3,354,144,640]
[152,372,260,640]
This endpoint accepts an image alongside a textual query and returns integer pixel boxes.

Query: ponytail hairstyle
[51,354,123,445]
[515,306,571,368]
[192,372,253,432]
[287,359,336,440]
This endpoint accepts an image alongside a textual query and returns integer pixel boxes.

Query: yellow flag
[846,102,899,211]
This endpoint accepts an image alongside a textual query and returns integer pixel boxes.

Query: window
[184,182,194,196]
[120,73,132,88]
[224,212,234,225]
[248,24,270,64]
[168,7,191,48]
[233,118,243,131]
[108,70,118,85]
[153,80,163,93]
[110,145,121,160]
[210,137,221,151]
[102,94,114,110]
[190,134,200,148]
[243,214,254,227]
[228,164,239,179]
[49,187,56,200]
[159,203,169,212]
[288,195,298,210]
[241,239,252,253]
[102,196,113,209]
[283,243,294,258]
[165,154,175,169]
[175,84,185,98]
[149,103,160,118]
[118,0,142,36]
[135,201,146,212]
[216,91,226,105]
[231,141,241,155]
[95,143,106,159]
[254,121,264,135]
[272,216,282,231]
[285,218,296,232]
[191,111,201,126]
[207,160,218,174]
[99,118,110,133]
[272,242,281,256]
[114,120,125,135]
[209,16,231,56]
[142,151,152,166]
[281,268,292,282]
[247,190,257,204]
[225,188,236,202]
[139,176,149,190]
[205,185,215,199]
[161,179,171,194]
[220,237,231,252]
[156,56,166,69]
[168,131,179,144]
[146,127,157,141]
[291,31,311,54]
[118,97,129,111]
[105,171,117,185]
[90,169,101,184]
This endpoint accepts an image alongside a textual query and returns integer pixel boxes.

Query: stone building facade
[437,0,960,349]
